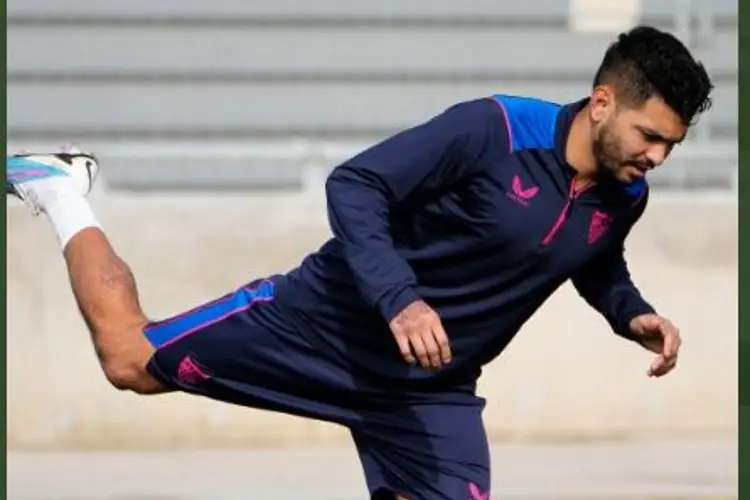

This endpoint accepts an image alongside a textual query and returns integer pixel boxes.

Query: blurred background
[7,0,738,498]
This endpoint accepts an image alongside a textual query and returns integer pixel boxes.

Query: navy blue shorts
[145,279,491,500]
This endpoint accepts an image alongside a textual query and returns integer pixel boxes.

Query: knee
[97,336,163,394]
[102,357,154,393]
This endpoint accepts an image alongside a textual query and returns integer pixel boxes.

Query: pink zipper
[541,179,594,245]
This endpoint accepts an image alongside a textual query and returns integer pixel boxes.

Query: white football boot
[6,146,100,215]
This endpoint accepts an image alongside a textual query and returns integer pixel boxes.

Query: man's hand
[389,300,452,370]
[628,313,682,378]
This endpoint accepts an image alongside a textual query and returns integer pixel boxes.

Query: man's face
[589,87,688,184]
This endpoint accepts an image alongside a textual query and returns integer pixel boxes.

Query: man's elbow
[325,165,389,210]
[324,166,345,196]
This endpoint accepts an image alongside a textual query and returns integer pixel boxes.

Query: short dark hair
[593,25,713,126]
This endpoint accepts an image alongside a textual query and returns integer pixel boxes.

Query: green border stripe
[1,0,9,497]
[739,0,748,497]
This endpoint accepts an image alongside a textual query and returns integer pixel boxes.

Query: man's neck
[565,104,598,185]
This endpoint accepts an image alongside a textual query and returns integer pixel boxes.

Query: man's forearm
[572,250,655,338]
[325,168,421,322]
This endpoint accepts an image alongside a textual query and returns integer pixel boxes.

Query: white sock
[43,195,102,250]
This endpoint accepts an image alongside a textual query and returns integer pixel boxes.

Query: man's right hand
[389,300,452,370]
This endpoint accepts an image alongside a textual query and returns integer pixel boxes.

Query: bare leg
[62,226,170,394]
[8,151,170,394]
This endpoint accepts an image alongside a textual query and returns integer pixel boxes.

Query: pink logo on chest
[506,175,539,207]
[588,210,613,244]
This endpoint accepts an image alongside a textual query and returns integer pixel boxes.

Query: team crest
[588,210,613,244]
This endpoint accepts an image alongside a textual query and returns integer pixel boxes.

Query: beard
[591,122,652,183]
[591,123,626,181]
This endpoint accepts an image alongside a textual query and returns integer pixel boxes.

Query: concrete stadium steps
[7,0,737,189]
[8,0,737,143]
[8,28,737,78]
[7,80,737,141]
[5,140,739,192]
[6,0,738,23]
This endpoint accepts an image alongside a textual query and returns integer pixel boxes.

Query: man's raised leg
[8,150,168,394]
[62,227,169,394]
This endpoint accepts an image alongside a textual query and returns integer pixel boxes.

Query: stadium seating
[7,0,737,190]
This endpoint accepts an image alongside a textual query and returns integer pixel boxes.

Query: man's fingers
[664,356,678,374]
[659,320,681,359]
[431,323,452,365]
[389,301,451,369]
[648,354,678,377]
[409,335,431,369]
[648,355,664,377]
[419,330,442,369]
[394,333,416,365]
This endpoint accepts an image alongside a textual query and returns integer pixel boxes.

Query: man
[7,25,712,500]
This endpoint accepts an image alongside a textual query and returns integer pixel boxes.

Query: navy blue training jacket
[272,95,656,384]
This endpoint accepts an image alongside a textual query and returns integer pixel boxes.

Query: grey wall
[6,190,737,449]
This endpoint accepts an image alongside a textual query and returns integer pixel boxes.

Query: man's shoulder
[489,94,563,152]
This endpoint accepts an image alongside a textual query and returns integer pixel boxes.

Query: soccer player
[7,26,712,500]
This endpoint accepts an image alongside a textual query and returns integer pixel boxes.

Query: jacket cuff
[614,300,657,339]
[378,286,422,324]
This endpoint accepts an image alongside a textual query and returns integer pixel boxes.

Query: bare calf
[63,227,169,394]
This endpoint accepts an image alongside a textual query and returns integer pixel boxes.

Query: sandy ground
[7,439,737,500]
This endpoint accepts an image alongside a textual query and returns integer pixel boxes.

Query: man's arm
[572,244,656,340]
[571,190,654,340]
[325,98,510,323]
[573,189,683,378]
